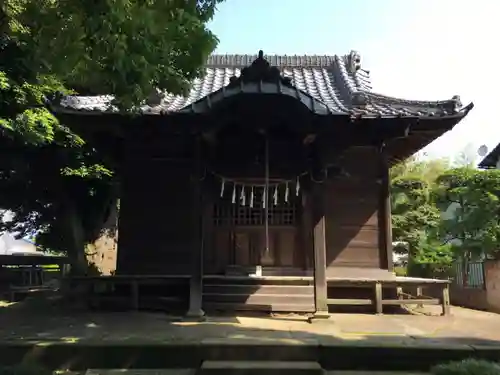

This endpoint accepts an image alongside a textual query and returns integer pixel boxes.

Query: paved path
[1,298,500,348]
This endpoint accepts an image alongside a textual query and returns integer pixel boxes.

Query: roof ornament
[229,50,292,87]
[347,50,361,74]
[350,92,368,107]
[442,95,462,114]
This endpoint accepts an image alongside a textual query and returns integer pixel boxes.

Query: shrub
[394,266,407,276]
[431,359,500,375]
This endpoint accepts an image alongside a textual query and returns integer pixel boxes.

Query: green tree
[391,158,449,249]
[0,0,222,273]
[434,167,500,261]
[390,157,451,276]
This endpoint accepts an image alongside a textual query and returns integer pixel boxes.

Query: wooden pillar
[202,196,215,274]
[300,191,314,270]
[131,279,139,311]
[416,286,423,309]
[441,283,451,316]
[374,282,383,314]
[311,184,329,319]
[186,136,205,319]
[378,143,394,271]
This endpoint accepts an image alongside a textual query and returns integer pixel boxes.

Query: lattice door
[213,195,297,227]
[213,193,299,267]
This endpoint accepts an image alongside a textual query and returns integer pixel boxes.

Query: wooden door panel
[214,227,299,268]
[214,229,231,272]
[278,229,296,267]
[234,231,250,266]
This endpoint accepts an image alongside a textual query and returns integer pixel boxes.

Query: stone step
[203,292,314,304]
[203,301,315,312]
[198,360,323,374]
[86,369,194,375]
[83,368,430,375]
[328,372,429,375]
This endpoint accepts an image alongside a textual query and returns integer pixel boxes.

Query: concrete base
[307,311,331,323]
[0,339,487,372]
[198,360,323,374]
[86,370,193,375]
[185,308,206,322]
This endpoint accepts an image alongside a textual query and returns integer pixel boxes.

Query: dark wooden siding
[324,147,381,269]
[116,143,385,275]
[117,157,194,275]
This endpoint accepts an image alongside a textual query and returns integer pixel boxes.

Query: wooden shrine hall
[51,50,473,317]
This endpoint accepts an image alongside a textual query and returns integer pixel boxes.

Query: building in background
[0,232,40,255]
[478,142,500,169]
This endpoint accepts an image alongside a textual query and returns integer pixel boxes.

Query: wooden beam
[377,144,394,271]
[382,298,440,305]
[327,298,372,305]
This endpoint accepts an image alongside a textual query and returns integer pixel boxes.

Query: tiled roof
[58,50,468,118]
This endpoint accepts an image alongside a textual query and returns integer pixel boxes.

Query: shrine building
[51,51,473,316]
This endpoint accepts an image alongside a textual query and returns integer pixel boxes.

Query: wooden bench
[65,275,190,310]
[326,277,451,316]
[6,284,54,301]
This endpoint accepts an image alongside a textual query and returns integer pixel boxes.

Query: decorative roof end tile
[351,92,368,107]
[228,50,291,87]
[441,95,462,114]
[347,50,361,74]
[451,95,462,112]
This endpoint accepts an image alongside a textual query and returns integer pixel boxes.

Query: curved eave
[47,100,473,144]
[49,100,473,119]
[349,92,466,118]
[177,81,335,115]
[384,103,474,165]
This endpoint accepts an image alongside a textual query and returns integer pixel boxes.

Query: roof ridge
[206,53,339,67]
[363,91,462,107]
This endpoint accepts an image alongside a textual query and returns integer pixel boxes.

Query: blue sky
[208,0,500,161]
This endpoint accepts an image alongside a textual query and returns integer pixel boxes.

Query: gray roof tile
[57,50,467,118]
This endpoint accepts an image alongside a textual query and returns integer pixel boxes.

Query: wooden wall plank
[323,147,382,270]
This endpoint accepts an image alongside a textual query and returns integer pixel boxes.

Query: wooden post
[131,280,139,311]
[186,136,205,319]
[301,191,314,271]
[397,286,403,300]
[416,286,423,309]
[375,282,383,314]
[441,283,451,316]
[311,184,329,320]
[378,143,394,271]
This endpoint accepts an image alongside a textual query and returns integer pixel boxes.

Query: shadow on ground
[1,295,500,372]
